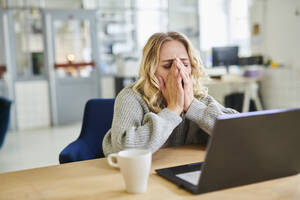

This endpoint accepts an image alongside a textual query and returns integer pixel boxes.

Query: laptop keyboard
[176,170,201,185]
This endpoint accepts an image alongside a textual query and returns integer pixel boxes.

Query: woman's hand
[158,59,184,115]
[175,58,194,112]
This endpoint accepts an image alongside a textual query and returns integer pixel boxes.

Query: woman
[103,32,238,156]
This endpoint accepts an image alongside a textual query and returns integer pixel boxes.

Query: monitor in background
[212,46,239,73]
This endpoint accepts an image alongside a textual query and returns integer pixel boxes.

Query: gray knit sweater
[102,86,238,156]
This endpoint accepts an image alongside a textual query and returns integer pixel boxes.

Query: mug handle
[107,153,119,168]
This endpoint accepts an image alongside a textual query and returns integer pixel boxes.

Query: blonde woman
[102,32,238,156]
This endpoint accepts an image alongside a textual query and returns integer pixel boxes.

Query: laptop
[156,108,300,194]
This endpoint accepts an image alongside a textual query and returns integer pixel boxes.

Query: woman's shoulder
[116,83,149,110]
[117,84,140,100]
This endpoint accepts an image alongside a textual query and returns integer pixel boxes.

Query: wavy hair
[132,32,208,113]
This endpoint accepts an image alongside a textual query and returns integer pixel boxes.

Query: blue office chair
[59,98,115,164]
[0,97,12,149]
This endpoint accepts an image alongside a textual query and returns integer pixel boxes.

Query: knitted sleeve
[185,95,238,134]
[102,88,182,156]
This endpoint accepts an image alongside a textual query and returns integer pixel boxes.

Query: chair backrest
[0,97,12,148]
[79,98,115,158]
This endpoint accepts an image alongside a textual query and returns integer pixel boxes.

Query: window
[135,0,168,51]
[200,0,250,66]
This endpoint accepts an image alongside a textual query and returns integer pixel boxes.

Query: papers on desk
[205,67,227,77]
[205,66,244,78]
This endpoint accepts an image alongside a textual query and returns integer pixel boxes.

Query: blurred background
[0,0,300,173]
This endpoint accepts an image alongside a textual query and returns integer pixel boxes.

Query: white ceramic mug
[107,149,152,193]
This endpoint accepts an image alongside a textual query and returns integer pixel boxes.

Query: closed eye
[183,63,189,67]
[163,65,171,69]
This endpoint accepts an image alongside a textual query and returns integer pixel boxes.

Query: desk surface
[204,74,261,85]
[1,145,300,200]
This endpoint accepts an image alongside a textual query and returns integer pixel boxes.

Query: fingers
[179,67,189,85]
[166,61,183,92]
[177,72,183,86]
[175,58,190,85]
[170,60,179,76]
[168,57,192,90]
[168,60,180,85]
[172,62,183,87]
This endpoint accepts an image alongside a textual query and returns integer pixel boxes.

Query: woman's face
[155,40,192,85]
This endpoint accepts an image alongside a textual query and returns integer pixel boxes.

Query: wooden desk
[1,145,300,200]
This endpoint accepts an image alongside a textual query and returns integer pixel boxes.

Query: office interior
[0,0,300,174]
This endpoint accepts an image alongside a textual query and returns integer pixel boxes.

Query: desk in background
[204,74,263,112]
[1,145,300,200]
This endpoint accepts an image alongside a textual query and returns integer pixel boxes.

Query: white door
[43,9,101,125]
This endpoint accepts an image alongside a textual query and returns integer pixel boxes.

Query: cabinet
[97,0,136,75]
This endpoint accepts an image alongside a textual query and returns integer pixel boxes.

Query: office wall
[260,68,300,109]
[250,0,300,69]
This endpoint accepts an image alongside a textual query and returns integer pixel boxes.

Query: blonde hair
[133,32,208,113]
